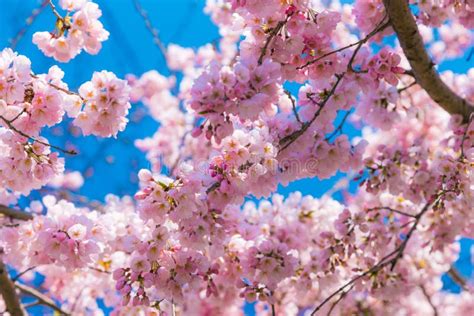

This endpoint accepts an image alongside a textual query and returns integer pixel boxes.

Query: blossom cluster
[33,0,109,62]
[0,48,130,196]
[1,0,474,315]
[73,70,131,138]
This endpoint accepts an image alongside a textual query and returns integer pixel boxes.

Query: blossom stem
[47,0,64,21]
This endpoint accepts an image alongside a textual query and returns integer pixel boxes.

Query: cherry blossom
[33,0,109,62]
[0,0,474,315]
[73,70,131,138]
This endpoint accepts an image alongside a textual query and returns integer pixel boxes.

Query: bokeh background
[1,0,472,314]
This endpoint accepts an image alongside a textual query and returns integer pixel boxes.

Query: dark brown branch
[0,261,26,316]
[325,109,353,142]
[12,266,37,282]
[284,90,303,125]
[279,19,389,153]
[0,205,33,221]
[447,267,469,291]
[383,0,474,121]
[310,248,400,315]
[298,19,389,70]
[258,18,288,65]
[397,81,417,93]
[388,200,435,271]
[16,282,70,315]
[279,73,345,152]
[327,285,354,316]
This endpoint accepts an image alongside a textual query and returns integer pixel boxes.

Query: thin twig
[0,116,77,155]
[88,266,112,274]
[284,90,302,125]
[10,0,49,49]
[12,266,37,282]
[30,74,83,99]
[278,19,389,153]
[132,0,169,69]
[419,285,439,316]
[310,248,399,315]
[327,284,354,316]
[47,0,64,21]
[23,301,41,309]
[278,73,345,152]
[397,81,417,93]
[258,18,289,65]
[311,192,445,315]
[367,206,417,219]
[298,18,389,70]
[388,200,435,271]
[325,109,353,142]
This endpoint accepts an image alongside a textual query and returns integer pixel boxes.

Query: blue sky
[1,0,472,313]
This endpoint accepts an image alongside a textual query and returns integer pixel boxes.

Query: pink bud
[191,126,202,137]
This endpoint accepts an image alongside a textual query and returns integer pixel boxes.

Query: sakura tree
[0,0,473,315]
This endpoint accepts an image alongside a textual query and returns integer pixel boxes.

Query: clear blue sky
[0,0,472,313]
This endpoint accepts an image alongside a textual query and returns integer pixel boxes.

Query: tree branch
[132,0,169,70]
[382,0,474,121]
[0,261,26,316]
[0,205,33,221]
[278,19,389,152]
[419,285,439,316]
[447,267,469,291]
[0,115,77,155]
[10,0,49,49]
[310,193,444,315]
[16,283,70,315]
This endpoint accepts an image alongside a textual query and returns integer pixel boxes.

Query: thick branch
[0,261,26,316]
[0,205,33,221]
[382,0,474,121]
